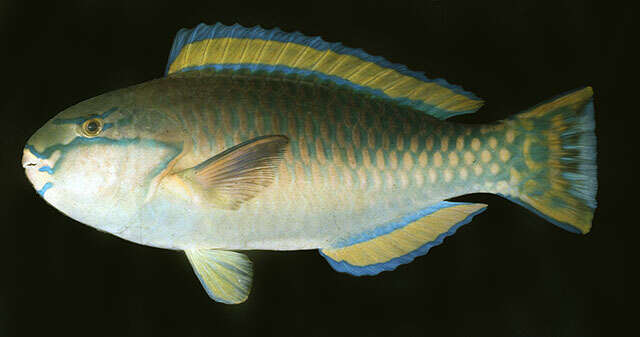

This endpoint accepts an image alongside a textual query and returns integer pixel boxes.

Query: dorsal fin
[166,23,484,119]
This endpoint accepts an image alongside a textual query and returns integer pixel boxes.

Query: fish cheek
[48,144,137,230]
[51,141,181,229]
[60,145,122,198]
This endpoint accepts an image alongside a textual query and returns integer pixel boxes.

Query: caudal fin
[502,87,596,234]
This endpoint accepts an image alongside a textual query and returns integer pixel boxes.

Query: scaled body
[117,71,487,250]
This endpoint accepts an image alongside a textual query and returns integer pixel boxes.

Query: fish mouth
[22,148,40,168]
[22,147,54,197]
[22,160,39,168]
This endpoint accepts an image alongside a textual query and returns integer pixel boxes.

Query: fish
[22,23,597,304]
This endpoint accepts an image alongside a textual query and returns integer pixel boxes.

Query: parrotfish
[22,23,597,304]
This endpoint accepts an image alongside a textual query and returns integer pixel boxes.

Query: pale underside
[127,164,478,251]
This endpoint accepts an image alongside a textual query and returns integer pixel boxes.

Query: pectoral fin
[185,249,253,304]
[177,135,289,210]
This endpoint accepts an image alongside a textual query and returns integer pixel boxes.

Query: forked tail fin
[501,87,596,234]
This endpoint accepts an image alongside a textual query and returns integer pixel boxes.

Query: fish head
[22,90,182,235]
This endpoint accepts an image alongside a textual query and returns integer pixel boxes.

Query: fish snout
[22,148,41,169]
[23,147,56,197]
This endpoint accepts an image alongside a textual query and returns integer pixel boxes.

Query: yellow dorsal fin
[166,23,484,119]
[320,202,487,276]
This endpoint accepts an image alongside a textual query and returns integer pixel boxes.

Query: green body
[90,70,516,250]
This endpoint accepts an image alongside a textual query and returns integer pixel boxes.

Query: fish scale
[186,72,519,204]
[131,73,430,245]
[156,71,509,218]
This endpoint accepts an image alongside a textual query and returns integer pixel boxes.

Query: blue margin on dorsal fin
[165,23,482,118]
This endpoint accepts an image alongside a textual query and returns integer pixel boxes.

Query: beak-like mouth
[22,160,40,168]
[22,148,41,168]
[23,147,56,197]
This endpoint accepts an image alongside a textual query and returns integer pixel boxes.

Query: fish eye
[81,118,104,137]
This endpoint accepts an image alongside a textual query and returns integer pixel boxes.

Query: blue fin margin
[319,201,487,276]
[165,23,481,105]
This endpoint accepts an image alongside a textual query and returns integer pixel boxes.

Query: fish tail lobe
[498,87,596,234]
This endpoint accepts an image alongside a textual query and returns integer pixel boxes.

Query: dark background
[0,0,633,336]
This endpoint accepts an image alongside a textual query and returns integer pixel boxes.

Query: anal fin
[320,201,487,276]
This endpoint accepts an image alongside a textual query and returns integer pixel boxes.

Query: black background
[1,1,633,336]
